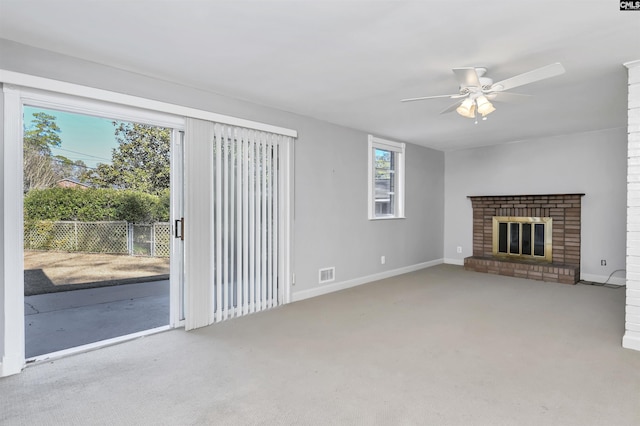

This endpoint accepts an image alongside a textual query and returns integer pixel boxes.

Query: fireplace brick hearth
[464,194,584,284]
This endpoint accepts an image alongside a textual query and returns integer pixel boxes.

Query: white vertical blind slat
[272,137,279,307]
[223,125,231,320]
[229,126,237,318]
[249,135,256,314]
[268,137,275,308]
[267,137,272,305]
[184,118,214,330]
[260,133,268,312]
[255,134,262,312]
[242,131,250,315]
[214,124,223,323]
[235,128,243,318]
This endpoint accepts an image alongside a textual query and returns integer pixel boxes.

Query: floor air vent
[319,267,335,284]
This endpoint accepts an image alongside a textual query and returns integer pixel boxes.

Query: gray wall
[444,128,627,281]
[295,125,444,289]
[0,39,444,298]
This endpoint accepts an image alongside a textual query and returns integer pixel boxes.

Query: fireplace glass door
[492,217,552,262]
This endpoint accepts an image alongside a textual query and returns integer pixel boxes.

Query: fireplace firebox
[464,194,584,284]
[493,216,553,261]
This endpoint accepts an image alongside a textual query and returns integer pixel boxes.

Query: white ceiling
[1,1,638,151]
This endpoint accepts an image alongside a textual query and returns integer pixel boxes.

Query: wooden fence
[24,220,171,257]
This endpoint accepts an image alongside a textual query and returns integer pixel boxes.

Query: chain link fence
[24,220,171,257]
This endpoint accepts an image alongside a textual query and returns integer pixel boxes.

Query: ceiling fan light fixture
[402,63,564,121]
[456,98,476,118]
[476,95,496,116]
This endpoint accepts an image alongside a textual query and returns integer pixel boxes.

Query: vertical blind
[184,118,292,330]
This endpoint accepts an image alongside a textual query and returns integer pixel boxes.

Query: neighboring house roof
[56,178,92,189]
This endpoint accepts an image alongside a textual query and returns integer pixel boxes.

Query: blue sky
[23,106,117,169]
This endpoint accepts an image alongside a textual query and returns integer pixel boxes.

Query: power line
[49,157,96,170]
[52,147,112,162]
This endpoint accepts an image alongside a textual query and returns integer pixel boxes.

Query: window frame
[367,135,405,220]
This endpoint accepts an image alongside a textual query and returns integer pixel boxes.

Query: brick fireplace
[464,194,584,284]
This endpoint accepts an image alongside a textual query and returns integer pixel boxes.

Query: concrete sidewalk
[25,280,170,358]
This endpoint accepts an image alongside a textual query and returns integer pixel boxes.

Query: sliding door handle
[174,218,184,241]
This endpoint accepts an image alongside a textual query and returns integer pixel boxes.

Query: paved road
[25,280,170,358]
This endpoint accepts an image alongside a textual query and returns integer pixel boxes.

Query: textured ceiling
[1,0,638,151]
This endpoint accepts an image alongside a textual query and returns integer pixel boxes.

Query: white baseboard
[291,258,444,302]
[581,272,626,286]
[444,258,465,266]
[623,332,640,351]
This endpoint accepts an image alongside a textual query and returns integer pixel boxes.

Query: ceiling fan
[401,63,565,121]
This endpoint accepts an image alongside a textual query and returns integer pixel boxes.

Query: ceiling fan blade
[440,99,465,114]
[491,63,565,92]
[486,92,533,104]
[401,94,463,102]
[452,67,481,87]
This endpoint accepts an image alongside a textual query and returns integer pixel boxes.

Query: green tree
[83,122,170,194]
[23,112,63,191]
[24,112,62,154]
[374,149,392,179]
[52,156,88,182]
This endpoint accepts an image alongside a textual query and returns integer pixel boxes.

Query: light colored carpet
[2,264,639,425]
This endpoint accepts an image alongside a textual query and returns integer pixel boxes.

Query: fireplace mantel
[467,193,586,199]
[464,194,585,284]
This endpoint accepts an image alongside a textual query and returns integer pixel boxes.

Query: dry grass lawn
[24,251,170,286]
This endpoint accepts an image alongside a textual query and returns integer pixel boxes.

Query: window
[368,135,405,219]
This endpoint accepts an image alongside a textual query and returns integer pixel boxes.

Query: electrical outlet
[456,246,462,254]
[601,259,606,266]
[381,256,386,265]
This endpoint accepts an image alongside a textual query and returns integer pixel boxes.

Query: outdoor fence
[24,220,171,257]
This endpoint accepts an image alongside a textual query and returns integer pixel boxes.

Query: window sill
[369,215,406,221]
